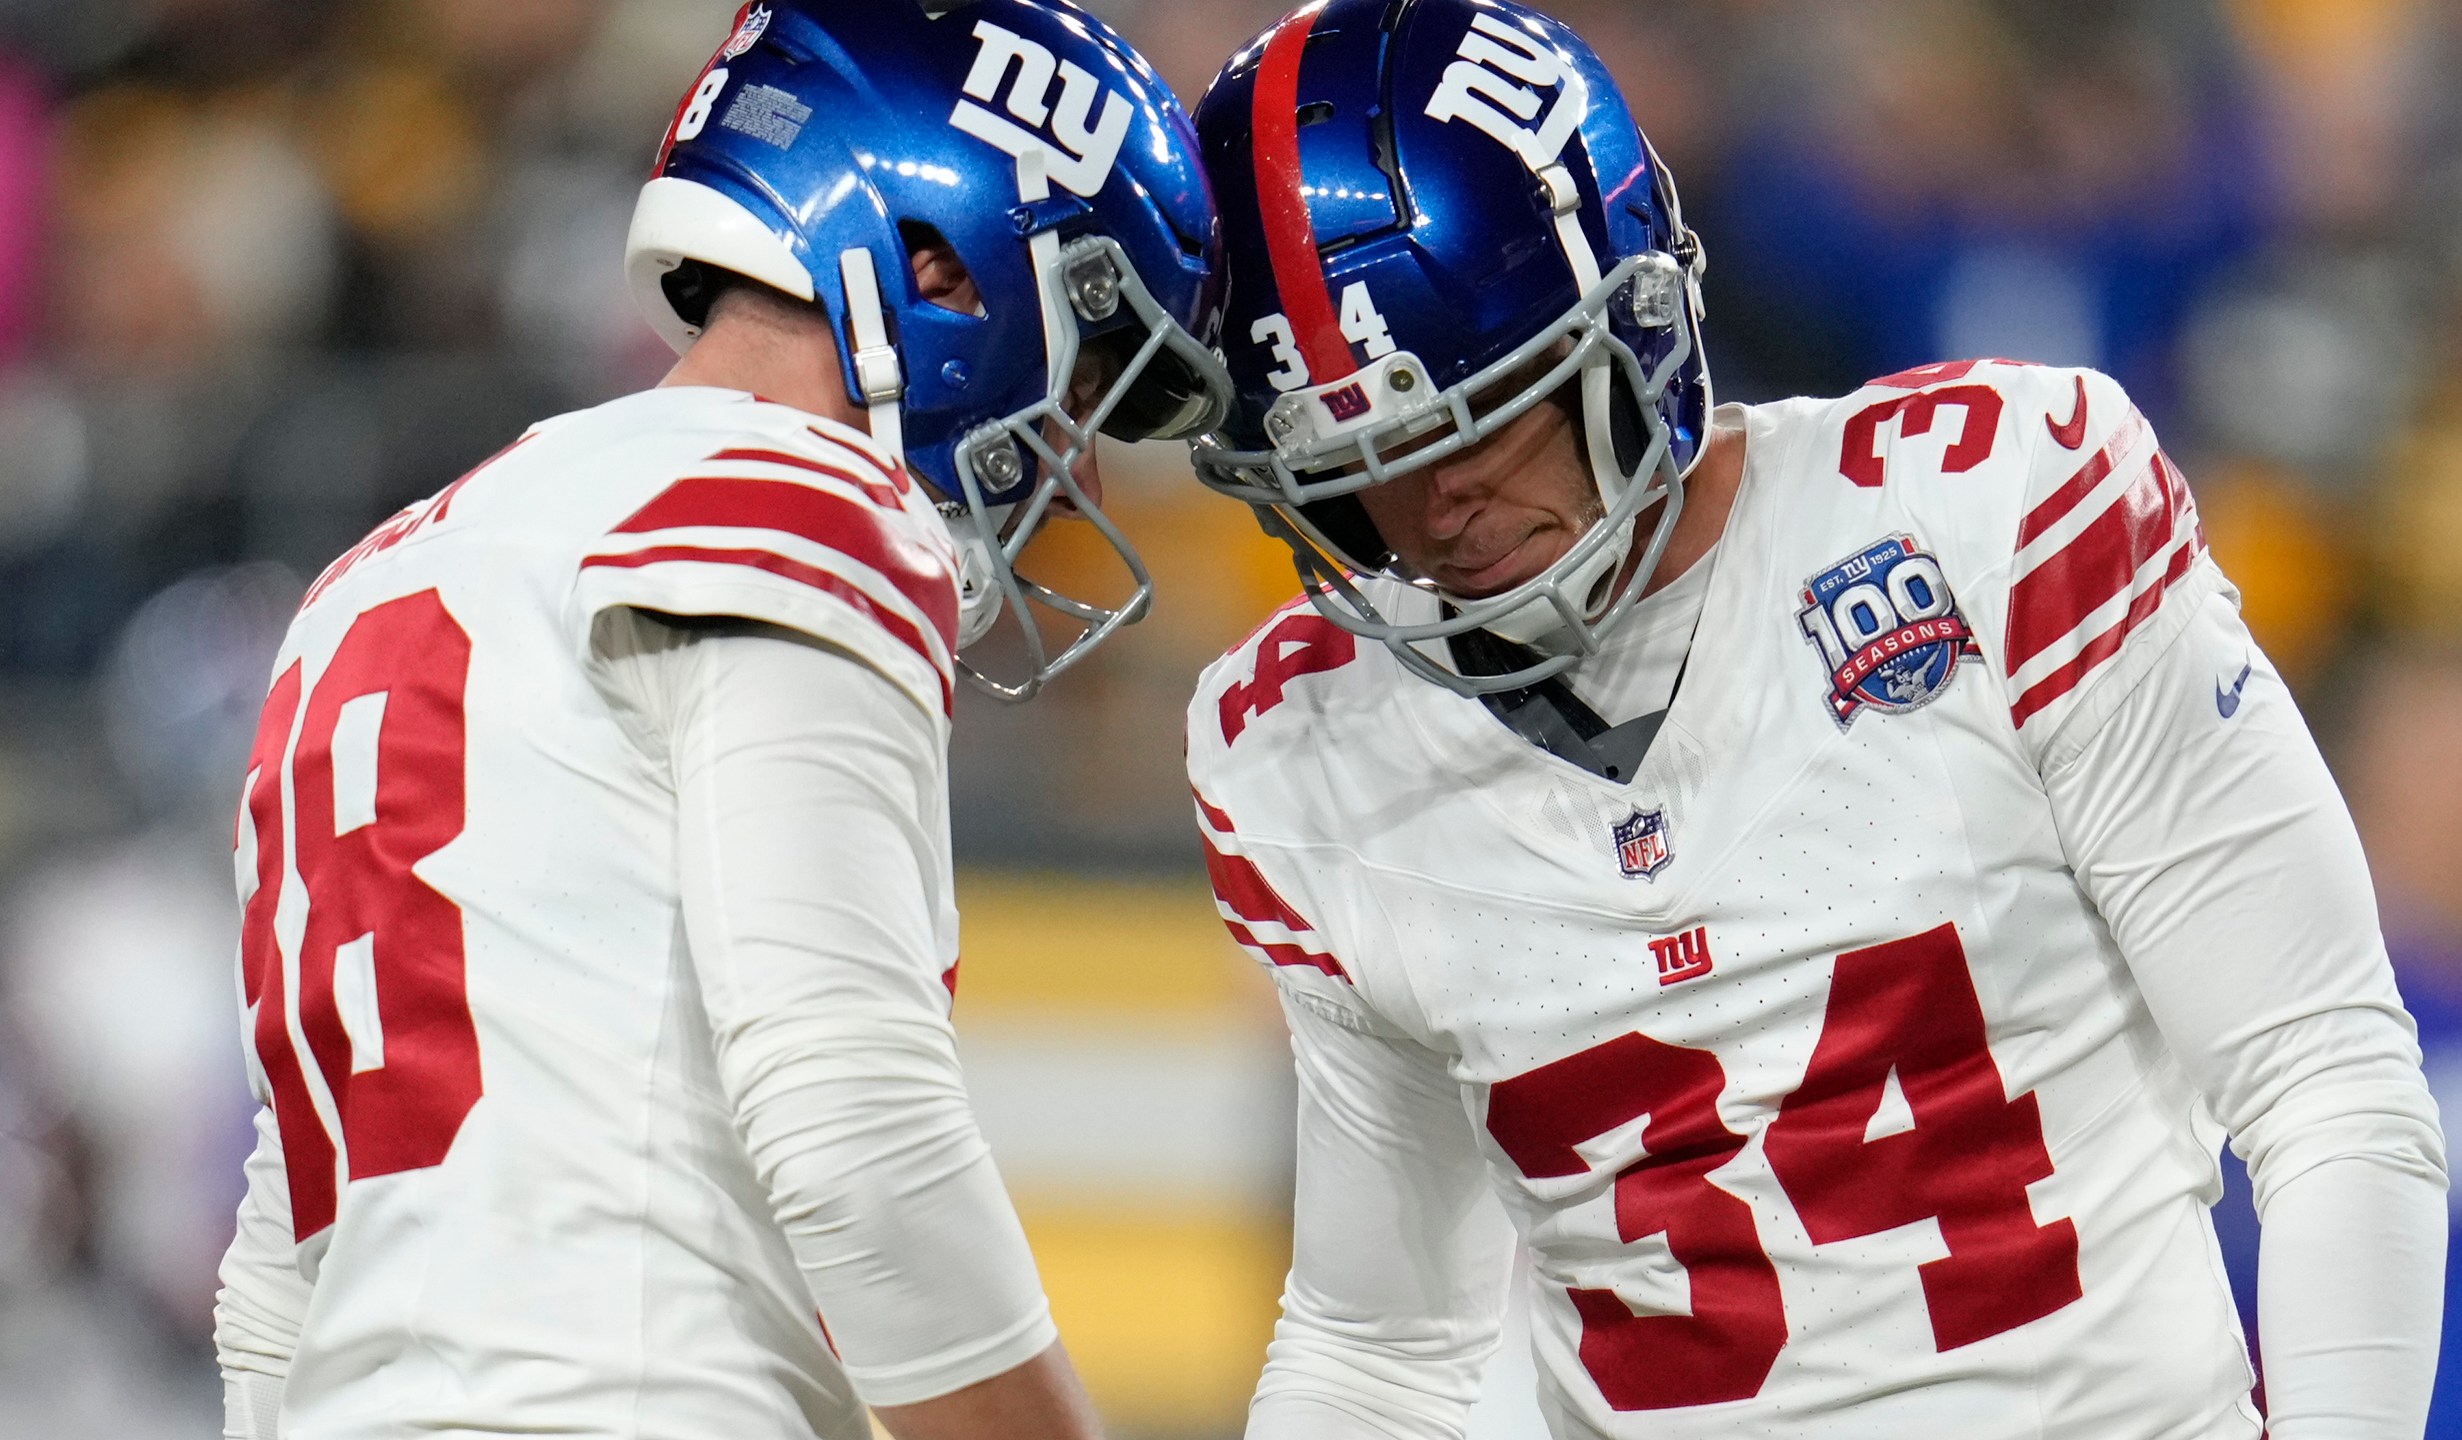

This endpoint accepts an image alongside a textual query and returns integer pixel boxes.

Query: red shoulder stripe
[802,427,916,494]
[709,447,905,509]
[1252,4,1352,385]
[1192,789,1237,836]
[1199,827,1351,983]
[612,477,956,648]
[2008,536,2199,728]
[1224,918,1351,982]
[581,545,952,715]
[2017,408,2149,548]
[2004,453,2183,673]
[1203,831,1309,933]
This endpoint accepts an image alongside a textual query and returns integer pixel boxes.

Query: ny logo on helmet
[949,20,1133,198]
[1423,14,1591,170]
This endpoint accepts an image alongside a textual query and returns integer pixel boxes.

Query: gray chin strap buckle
[964,431,1025,492]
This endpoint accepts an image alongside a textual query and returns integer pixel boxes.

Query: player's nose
[1419,456,1489,541]
[1070,445,1104,510]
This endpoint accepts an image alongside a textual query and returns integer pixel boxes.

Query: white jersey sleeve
[1186,603,1396,1036]
[1909,360,2448,1431]
[591,609,1055,1405]
[215,1096,308,1440]
[1187,610,1518,1438]
[1982,364,2217,769]
[217,716,317,1440]
[1192,783,1374,1032]
[568,424,960,722]
[2040,582,2446,1436]
[1243,990,1518,1440]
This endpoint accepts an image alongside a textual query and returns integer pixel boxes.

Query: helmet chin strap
[844,240,1011,651]
[838,246,905,460]
[934,147,1069,652]
[1479,163,1646,648]
[1014,148,1071,379]
[844,240,1012,652]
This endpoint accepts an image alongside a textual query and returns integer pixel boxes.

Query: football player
[1181,3,2445,1436]
[210,3,1229,1437]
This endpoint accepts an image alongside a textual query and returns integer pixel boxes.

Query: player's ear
[902,221,984,317]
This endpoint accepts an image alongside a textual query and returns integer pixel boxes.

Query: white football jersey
[230,386,959,1437]
[1189,361,2271,1437]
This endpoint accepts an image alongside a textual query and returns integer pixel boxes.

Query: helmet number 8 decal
[1253,283,1395,393]
[675,67,730,144]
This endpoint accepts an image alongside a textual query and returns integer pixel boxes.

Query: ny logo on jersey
[1612,806,1672,880]
[1798,536,1980,728]
[1649,926,1713,986]
[949,20,1132,198]
[1424,14,1592,170]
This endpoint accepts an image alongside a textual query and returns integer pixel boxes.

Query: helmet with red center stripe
[1190,0,1710,694]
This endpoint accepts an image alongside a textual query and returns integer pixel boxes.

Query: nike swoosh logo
[2216,661,2253,719]
[2046,374,2089,450]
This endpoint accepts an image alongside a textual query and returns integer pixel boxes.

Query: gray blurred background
[0,0,2459,1434]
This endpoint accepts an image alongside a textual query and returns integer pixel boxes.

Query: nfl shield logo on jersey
[1613,807,1672,880]
[1797,535,1981,728]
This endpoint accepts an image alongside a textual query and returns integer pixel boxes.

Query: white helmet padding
[625,176,818,356]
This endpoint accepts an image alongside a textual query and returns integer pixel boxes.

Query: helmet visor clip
[1626,253,1684,329]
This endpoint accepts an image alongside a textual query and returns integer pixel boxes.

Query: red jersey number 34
[1484,923,2080,1410]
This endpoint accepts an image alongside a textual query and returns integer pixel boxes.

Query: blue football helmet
[1191,0,1711,694]
[626,0,1233,700]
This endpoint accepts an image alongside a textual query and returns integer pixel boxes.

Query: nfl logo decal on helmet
[717,4,770,60]
[1797,536,1981,727]
[1613,807,1673,880]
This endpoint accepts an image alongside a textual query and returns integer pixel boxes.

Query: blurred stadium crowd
[0,0,2457,1434]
